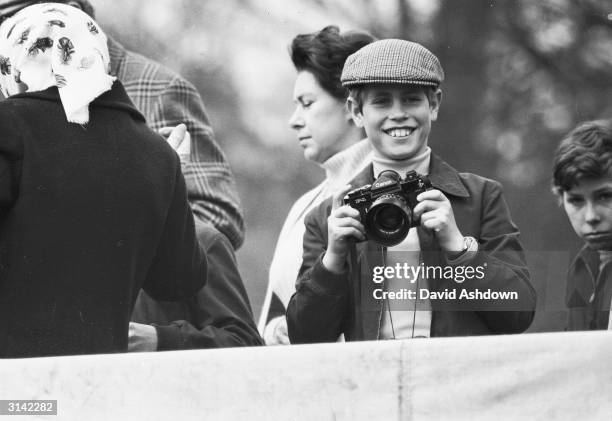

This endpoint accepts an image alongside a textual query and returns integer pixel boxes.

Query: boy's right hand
[322,185,366,274]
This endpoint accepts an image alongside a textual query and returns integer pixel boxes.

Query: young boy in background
[287,39,536,343]
[552,120,612,331]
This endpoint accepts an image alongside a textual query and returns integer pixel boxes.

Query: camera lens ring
[366,194,412,247]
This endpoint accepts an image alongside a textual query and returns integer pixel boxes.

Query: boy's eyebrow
[565,185,612,197]
[592,186,612,194]
[365,90,391,99]
[368,88,391,94]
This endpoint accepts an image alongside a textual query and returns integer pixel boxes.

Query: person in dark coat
[130,220,262,350]
[552,120,612,331]
[0,0,261,351]
[0,3,206,357]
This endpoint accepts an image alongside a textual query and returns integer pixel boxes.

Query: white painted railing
[0,331,610,420]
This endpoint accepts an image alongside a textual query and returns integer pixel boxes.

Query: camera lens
[376,206,403,230]
[366,194,411,247]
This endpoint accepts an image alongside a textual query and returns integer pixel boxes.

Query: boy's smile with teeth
[384,127,416,138]
[350,84,441,160]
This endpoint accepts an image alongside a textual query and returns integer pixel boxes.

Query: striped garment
[108,37,244,249]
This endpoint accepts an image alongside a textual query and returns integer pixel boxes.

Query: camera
[343,170,432,247]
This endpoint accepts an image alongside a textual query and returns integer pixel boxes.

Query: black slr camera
[344,170,432,247]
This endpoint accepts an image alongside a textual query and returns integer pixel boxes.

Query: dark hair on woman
[71,0,95,18]
[289,25,376,100]
[552,119,612,195]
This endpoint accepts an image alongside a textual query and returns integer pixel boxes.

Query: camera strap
[348,241,365,339]
[378,239,431,340]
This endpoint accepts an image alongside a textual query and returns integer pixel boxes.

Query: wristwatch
[447,236,478,260]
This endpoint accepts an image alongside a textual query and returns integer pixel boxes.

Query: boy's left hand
[414,189,464,252]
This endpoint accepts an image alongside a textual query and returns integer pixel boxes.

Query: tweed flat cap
[341,39,444,88]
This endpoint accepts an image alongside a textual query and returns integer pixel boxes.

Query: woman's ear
[347,97,364,128]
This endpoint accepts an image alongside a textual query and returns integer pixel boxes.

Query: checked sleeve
[111,39,245,249]
[151,76,245,249]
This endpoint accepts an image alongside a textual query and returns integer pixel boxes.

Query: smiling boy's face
[563,177,612,250]
[349,84,441,161]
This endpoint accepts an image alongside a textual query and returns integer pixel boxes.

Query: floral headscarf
[0,2,115,124]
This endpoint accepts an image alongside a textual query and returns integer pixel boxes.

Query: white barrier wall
[0,331,611,420]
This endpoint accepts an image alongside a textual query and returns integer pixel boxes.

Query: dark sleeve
[148,224,262,349]
[142,161,207,301]
[287,202,351,343]
[453,180,536,333]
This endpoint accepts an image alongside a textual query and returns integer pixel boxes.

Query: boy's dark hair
[552,119,612,196]
[348,85,439,112]
[289,25,375,100]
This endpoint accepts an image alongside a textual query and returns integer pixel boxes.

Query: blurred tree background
[93,0,612,331]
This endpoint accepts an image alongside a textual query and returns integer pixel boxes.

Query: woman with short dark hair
[258,25,375,344]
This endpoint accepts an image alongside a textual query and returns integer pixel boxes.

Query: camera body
[344,170,432,246]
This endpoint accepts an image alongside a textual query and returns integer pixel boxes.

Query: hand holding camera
[343,169,464,251]
[413,189,464,252]
[322,185,366,274]
[323,171,466,275]
[344,170,432,246]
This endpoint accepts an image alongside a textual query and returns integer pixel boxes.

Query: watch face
[464,236,478,252]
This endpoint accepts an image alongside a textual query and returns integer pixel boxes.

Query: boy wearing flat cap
[287,39,536,343]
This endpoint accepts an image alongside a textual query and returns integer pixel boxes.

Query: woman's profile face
[288,70,352,164]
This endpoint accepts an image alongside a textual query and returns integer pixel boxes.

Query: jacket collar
[571,244,600,284]
[350,153,470,198]
[11,80,145,123]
